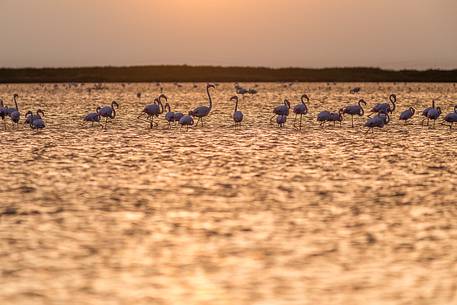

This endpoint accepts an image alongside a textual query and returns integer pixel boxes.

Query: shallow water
[1,82,457,305]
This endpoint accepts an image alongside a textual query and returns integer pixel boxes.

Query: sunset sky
[1,0,456,69]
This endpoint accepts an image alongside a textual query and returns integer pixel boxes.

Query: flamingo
[139,98,163,128]
[365,112,390,133]
[231,96,244,127]
[343,99,366,127]
[444,105,457,129]
[421,100,436,126]
[293,94,309,130]
[426,106,441,128]
[276,115,287,128]
[191,83,215,127]
[164,103,175,128]
[99,100,119,128]
[399,107,415,124]
[29,114,45,130]
[6,94,19,116]
[270,99,291,122]
[7,94,20,128]
[179,111,194,130]
[317,111,332,127]
[83,107,102,126]
[25,109,45,125]
[370,94,396,116]
[350,87,361,94]
[236,86,249,96]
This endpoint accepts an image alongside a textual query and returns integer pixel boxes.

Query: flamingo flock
[1,84,456,133]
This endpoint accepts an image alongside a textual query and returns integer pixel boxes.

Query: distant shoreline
[1,65,457,83]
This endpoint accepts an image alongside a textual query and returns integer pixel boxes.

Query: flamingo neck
[390,95,396,111]
[13,95,18,111]
[207,86,213,110]
[234,99,239,113]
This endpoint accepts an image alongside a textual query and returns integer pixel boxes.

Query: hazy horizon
[1,0,456,69]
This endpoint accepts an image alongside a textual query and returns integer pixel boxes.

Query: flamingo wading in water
[191,83,215,127]
[231,96,244,127]
[179,111,195,130]
[139,97,163,128]
[370,94,396,116]
[270,99,291,123]
[25,109,45,125]
[317,111,332,127]
[444,105,457,129]
[8,94,21,128]
[399,107,415,124]
[293,94,309,130]
[421,100,436,126]
[343,99,366,127]
[83,107,102,126]
[365,112,390,133]
[426,105,442,128]
[99,101,119,128]
[164,103,175,128]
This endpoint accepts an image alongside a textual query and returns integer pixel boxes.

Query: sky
[1,0,456,69]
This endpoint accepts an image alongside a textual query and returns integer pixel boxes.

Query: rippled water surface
[1,83,457,305]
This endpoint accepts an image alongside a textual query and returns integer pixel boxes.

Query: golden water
[1,83,457,305]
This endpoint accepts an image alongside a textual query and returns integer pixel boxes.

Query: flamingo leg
[351,116,354,128]
[299,114,303,130]
[269,114,276,123]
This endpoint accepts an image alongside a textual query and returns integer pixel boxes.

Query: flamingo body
[30,118,45,129]
[365,112,390,132]
[399,107,415,122]
[371,94,396,114]
[444,106,457,128]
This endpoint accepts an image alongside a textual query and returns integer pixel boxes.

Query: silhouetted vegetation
[1,66,456,83]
